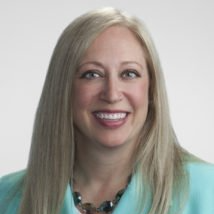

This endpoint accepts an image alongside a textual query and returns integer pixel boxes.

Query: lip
[92,110,129,128]
[93,109,129,113]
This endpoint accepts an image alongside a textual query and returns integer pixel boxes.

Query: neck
[75,143,134,184]
[73,138,136,206]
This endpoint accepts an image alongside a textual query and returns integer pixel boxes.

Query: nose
[100,76,122,103]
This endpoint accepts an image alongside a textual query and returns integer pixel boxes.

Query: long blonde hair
[18,7,193,214]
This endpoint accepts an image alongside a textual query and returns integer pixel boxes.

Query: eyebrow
[78,61,103,69]
[121,61,144,69]
[78,61,144,70]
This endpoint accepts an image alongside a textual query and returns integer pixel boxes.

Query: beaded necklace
[72,176,131,214]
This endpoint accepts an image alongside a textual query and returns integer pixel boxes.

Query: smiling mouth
[93,111,129,128]
[94,112,128,120]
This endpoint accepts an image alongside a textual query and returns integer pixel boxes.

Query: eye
[80,70,103,79]
[121,70,141,79]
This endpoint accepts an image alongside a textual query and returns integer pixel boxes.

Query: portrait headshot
[0,1,214,214]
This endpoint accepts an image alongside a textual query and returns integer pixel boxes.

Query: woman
[0,7,214,214]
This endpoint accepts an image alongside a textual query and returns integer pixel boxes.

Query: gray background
[1,0,214,176]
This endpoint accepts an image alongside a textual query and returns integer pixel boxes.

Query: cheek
[73,83,98,109]
[131,81,149,108]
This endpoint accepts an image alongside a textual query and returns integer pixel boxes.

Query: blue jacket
[0,162,214,214]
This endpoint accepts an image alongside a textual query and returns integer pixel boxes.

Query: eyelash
[79,69,141,80]
[79,70,103,79]
[121,70,141,79]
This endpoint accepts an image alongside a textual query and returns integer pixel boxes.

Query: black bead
[115,189,125,202]
[99,201,114,212]
[73,192,82,205]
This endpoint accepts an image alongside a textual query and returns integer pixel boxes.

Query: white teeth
[95,112,127,120]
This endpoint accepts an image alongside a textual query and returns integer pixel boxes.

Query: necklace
[72,176,131,214]
[73,188,125,214]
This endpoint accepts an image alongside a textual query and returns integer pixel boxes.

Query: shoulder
[0,170,26,183]
[183,161,214,214]
[0,170,25,214]
[0,170,25,194]
[186,161,214,186]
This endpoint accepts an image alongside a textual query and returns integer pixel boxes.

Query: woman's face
[73,26,149,149]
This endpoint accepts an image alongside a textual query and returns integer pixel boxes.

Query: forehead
[82,25,147,63]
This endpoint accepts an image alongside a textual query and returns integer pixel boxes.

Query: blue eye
[122,70,140,79]
[80,70,102,79]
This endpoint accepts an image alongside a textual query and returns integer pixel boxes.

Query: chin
[94,136,131,149]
